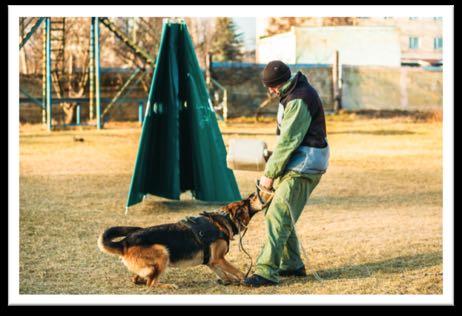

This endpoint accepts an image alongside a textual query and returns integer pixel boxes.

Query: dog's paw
[162,283,179,290]
[217,278,242,286]
[131,275,146,285]
[216,279,232,286]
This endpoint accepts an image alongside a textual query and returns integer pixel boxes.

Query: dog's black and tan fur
[98,192,272,289]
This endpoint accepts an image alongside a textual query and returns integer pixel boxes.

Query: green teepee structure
[126,19,241,208]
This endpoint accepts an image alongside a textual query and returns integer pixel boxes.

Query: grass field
[19,113,443,294]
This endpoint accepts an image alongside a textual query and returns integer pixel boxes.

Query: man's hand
[259,175,274,190]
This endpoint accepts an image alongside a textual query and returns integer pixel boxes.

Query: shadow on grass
[165,252,442,289]
[329,129,416,136]
[308,190,442,207]
[283,251,442,285]
[140,198,223,214]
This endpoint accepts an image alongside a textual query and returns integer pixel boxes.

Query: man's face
[267,81,286,97]
[268,86,278,96]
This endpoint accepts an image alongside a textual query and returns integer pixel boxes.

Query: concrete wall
[342,66,442,111]
[211,64,334,117]
[213,64,442,116]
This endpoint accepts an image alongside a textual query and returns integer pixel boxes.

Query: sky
[233,17,256,51]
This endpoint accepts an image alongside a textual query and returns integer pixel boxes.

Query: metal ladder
[50,17,66,95]
[99,17,155,67]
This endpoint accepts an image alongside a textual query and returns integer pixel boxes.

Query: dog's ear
[226,201,242,218]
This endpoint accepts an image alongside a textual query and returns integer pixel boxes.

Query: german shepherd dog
[98,191,273,289]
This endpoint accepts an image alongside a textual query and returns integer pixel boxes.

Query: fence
[210,63,335,118]
[19,63,442,123]
[210,63,442,117]
[19,69,151,124]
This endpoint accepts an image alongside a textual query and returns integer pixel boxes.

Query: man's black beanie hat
[261,60,291,88]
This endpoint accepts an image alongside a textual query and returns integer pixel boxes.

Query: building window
[409,37,419,49]
[434,37,443,50]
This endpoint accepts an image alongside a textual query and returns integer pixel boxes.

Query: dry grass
[19,115,442,294]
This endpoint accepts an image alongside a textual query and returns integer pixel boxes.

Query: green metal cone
[126,21,241,208]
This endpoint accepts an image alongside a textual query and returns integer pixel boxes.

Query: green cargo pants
[254,171,322,283]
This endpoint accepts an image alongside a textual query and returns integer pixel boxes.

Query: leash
[237,223,253,278]
[200,209,253,278]
[255,180,323,282]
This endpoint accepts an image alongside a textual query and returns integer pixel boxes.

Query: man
[243,60,330,287]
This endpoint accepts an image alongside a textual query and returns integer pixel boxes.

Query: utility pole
[332,50,342,112]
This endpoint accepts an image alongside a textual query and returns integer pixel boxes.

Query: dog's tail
[97,226,142,256]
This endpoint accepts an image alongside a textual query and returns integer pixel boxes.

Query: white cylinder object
[227,139,268,171]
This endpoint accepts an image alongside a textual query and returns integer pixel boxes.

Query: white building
[354,17,443,66]
[256,25,401,67]
[256,17,443,66]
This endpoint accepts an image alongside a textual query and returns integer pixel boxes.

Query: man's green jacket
[264,73,329,179]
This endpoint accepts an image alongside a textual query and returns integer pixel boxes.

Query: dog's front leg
[209,240,241,285]
[208,261,234,285]
[215,258,245,283]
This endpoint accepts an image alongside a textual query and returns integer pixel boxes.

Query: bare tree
[106,17,163,94]
[19,17,210,124]
[19,17,44,75]
[185,17,215,68]
[49,18,91,125]
[322,17,356,26]
[110,17,163,69]
[264,17,356,36]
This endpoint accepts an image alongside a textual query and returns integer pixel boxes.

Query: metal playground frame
[19,17,157,131]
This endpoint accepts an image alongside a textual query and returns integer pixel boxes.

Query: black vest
[278,71,327,148]
[180,213,232,264]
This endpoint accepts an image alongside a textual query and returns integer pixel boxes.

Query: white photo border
[9,5,454,306]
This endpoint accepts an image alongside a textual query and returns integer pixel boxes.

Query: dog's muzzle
[255,180,275,209]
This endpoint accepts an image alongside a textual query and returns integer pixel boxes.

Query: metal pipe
[223,90,228,122]
[76,104,81,125]
[99,17,155,66]
[101,68,141,118]
[19,17,45,49]
[42,20,47,125]
[94,17,102,130]
[89,18,95,120]
[45,18,52,131]
[138,101,143,125]
[20,88,44,108]
[20,97,145,104]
